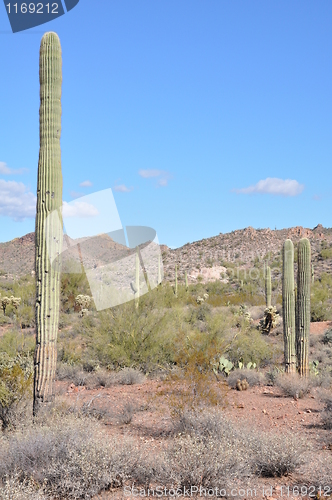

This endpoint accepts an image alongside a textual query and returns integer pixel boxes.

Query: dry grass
[275,373,312,398]
[227,369,266,389]
[0,414,152,499]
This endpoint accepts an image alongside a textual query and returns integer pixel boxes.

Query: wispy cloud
[139,169,171,187]
[70,191,84,199]
[0,180,36,221]
[0,161,28,175]
[312,194,321,201]
[113,184,133,192]
[233,177,304,197]
[79,180,93,187]
[62,200,99,218]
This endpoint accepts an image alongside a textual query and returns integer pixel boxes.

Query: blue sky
[1,0,332,248]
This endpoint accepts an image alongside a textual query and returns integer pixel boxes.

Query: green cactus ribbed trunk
[265,266,271,307]
[296,238,311,377]
[33,32,63,416]
[135,247,140,309]
[282,239,297,373]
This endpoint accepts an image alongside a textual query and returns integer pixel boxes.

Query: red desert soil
[55,369,332,500]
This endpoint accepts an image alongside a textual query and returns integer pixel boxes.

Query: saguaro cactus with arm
[282,239,296,373]
[33,32,63,415]
[296,238,311,377]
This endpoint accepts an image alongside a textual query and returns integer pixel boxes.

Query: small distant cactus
[259,306,280,334]
[235,304,252,327]
[196,293,209,304]
[1,297,11,315]
[10,296,21,310]
[75,295,91,317]
[236,378,249,391]
[311,264,314,284]
[213,356,234,376]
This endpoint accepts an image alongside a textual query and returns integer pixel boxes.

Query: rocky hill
[0,224,331,284]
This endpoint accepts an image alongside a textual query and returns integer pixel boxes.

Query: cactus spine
[265,265,272,307]
[185,271,188,291]
[282,239,297,373]
[174,264,178,298]
[296,238,311,377]
[135,247,140,309]
[34,32,63,415]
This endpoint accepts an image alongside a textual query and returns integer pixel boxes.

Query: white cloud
[139,169,171,187]
[62,200,99,218]
[0,179,36,220]
[233,177,304,197]
[70,191,84,199]
[113,184,133,192]
[139,169,166,178]
[79,180,93,187]
[0,161,28,175]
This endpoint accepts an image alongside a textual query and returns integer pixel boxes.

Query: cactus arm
[296,238,311,377]
[282,239,297,373]
[33,32,63,415]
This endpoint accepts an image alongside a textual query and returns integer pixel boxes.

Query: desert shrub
[0,474,47,500]
[0,415,153,498]
[55,364,88,386]
[311,273,332,321]
[0,352,33,430]
[248,305,265,321]
[226,328,275,367]
[165,411,306,486]
[299,453,332,490]
[114,367,145,385]
[265,366,284,386]
[275,373,311,399]
[248,429,307,477]
[317,389,332,429]
[227,368,266,389]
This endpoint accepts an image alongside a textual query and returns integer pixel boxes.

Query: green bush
[0,352,33,430]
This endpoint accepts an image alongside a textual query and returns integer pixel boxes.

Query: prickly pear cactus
[34,32,63,415]
[296,238,311,377]
[282,239,297,373]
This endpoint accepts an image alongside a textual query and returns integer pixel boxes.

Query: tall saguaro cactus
[265,266,272,307]
[296,238,311,377]
[34,32,63,416]
[282,240,296,373]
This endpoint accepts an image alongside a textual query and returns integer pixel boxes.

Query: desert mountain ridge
[0,224,331,282]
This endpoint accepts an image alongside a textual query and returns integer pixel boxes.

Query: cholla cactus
[196,293,209,304]
[259,305,280,334]
[1,297,11,315]
[10,296,21,310]
[75,295,91,315]
[235,304,252,327]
